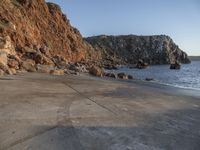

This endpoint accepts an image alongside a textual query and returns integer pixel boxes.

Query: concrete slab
[0,73,199,150]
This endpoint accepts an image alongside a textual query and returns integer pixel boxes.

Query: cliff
[85,35,191,65]
[0,0,100,75]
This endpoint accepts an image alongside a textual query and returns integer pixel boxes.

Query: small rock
[50,69,65,76]
[105,73,117,78]
[118,73,128,80]
[146,78,154,81]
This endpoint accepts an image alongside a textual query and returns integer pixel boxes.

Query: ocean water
[110,61,200,90]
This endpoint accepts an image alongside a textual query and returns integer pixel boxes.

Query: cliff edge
[85,35,191,65]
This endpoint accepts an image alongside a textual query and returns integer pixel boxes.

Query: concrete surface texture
[0,73,200,150]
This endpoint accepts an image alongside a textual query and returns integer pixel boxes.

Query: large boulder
[89,66,104,77]
[22,59,36,72]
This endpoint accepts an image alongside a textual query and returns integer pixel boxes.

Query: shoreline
[105,61,200,95]
[1,72,200,98]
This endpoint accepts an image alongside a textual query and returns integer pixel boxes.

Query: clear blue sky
[46,0,200,56]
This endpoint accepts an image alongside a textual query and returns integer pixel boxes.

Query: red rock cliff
[0,0,98,62]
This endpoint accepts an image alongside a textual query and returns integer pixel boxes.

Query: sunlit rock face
[0,0,99,62]
[85,35,191,65]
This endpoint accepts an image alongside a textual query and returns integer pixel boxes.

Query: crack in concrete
[62,82,118,116]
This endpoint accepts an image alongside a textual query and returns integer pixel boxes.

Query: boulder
[7,59,19,69]
[22,59,36,72]
[0,62,9,73]
[22,46,35,53]
[0,36,16,55]
[146,78,154,81]
[105,73,117,78]
[69,63,88,73]
[34,52,44,64]
[170,61,181,70]
[89,66,104,77]
[43,56,55,66]
[9,68,17,75]
[52,55,68,67]
[117,73,128,80]
[136,59,149,69]
[36,64,55,74]
[128,75,133,80]
[0,51,8,66]
[50,69,65,76]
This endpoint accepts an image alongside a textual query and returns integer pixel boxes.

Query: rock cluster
[0,0,100,76]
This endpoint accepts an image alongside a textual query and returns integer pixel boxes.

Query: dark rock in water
[128,75,133,79]
[136,59,149,69]
[104,64,118,70]
[105,73,117,78]
[170,61,181,70]
[146,78,154,81]
[117,73,128,80]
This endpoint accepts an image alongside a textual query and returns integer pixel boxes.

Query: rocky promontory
[85,35,191,66]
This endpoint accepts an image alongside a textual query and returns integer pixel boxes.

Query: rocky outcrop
[85,35,191,66]
[0,0,100,75]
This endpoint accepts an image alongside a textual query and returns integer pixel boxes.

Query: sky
[46,0,200,56]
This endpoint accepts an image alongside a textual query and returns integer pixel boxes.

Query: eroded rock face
[0,0,99,63]
[85,35,191,65]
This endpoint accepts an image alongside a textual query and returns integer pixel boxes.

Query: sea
[109,61,200,90]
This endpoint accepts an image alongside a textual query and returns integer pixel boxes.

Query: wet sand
[0,73,200,150]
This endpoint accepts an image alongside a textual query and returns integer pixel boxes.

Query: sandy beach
[0,73,200,150]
